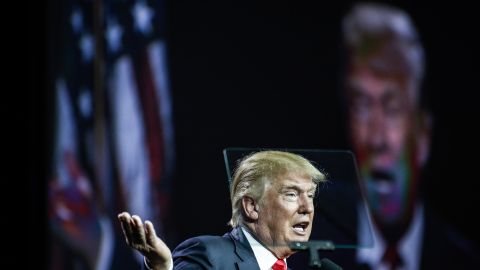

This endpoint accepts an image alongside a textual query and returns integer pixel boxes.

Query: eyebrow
[280,184,317,193]
[348,83,406,105]
[346,84,370,103]
[381,86,404,102]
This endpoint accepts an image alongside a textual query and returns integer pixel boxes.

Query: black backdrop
[165,1,480,245]
[30,0,479,266]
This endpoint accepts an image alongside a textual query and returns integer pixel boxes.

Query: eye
[382,89,408,118]
[286,192,297,198]
[351,99,372,121]
[284,192,298,202]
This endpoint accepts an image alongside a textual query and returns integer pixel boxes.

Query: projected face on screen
[346,65,422,226]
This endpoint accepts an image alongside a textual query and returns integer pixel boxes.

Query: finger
[145,220,172,263]
[118,211,132,225]
[131,215,147,246]
[118,212,134,245]
[144,220,157,245]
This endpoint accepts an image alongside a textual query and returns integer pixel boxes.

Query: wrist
[144,256,173,270]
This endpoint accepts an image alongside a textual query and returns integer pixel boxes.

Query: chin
[289,234,310,242]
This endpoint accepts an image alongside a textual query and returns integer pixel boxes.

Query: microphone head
[289,241,309,250]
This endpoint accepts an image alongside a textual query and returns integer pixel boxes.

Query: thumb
[144,220,172,268]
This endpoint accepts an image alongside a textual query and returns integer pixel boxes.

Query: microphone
[289,241,342,269]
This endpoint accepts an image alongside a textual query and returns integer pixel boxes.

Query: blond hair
[343,3,425,105]
[229,150,325,227]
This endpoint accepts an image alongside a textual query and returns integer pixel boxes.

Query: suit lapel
[228,227,261,270]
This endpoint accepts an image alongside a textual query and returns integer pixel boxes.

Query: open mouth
[370,169,394,194]
[371,169,393,182]
[292,222,309,235]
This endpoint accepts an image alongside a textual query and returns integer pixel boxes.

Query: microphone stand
[289,241,342,270]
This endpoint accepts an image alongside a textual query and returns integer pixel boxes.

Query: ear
[416,111,432,167]
[242,196,259,221]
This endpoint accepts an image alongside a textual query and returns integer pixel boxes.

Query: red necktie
[381,244,404,270]
[272,259,286,270]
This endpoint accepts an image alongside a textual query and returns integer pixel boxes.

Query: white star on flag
[132,1,154,35]
[79,33,94,62]
[70,8,83,33]
[106,18,123,53]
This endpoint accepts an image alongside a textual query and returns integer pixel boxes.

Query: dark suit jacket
[171,227,261,270]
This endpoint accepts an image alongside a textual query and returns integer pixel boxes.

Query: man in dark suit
[118,150,326,269]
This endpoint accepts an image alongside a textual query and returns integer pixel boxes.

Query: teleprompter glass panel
[223,148,374,250]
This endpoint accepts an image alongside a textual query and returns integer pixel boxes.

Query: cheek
[273,201,299,222]
[262,199,291,220]
[349,122,369,162]
[275,203,295,218]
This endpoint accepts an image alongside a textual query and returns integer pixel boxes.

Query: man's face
[346,66,420,225]
[254,172,316,257]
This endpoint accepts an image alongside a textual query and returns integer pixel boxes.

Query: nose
[298,193,314,215]
[368,104,388,153]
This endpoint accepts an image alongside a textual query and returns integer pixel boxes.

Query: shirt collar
[241,227,287,270]
[357,203,424,270]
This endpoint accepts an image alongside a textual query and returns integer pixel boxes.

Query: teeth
[293,226,305,232]
[375,181,393,194]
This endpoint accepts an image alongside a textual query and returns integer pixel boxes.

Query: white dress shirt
[242,227,288,270]
[357,203,424,270]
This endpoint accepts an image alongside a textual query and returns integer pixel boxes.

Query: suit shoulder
[175,235,234,251]
[172,234,237,269]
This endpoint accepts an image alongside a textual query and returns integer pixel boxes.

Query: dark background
[30,0,479,266]
[166,0,480,244]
